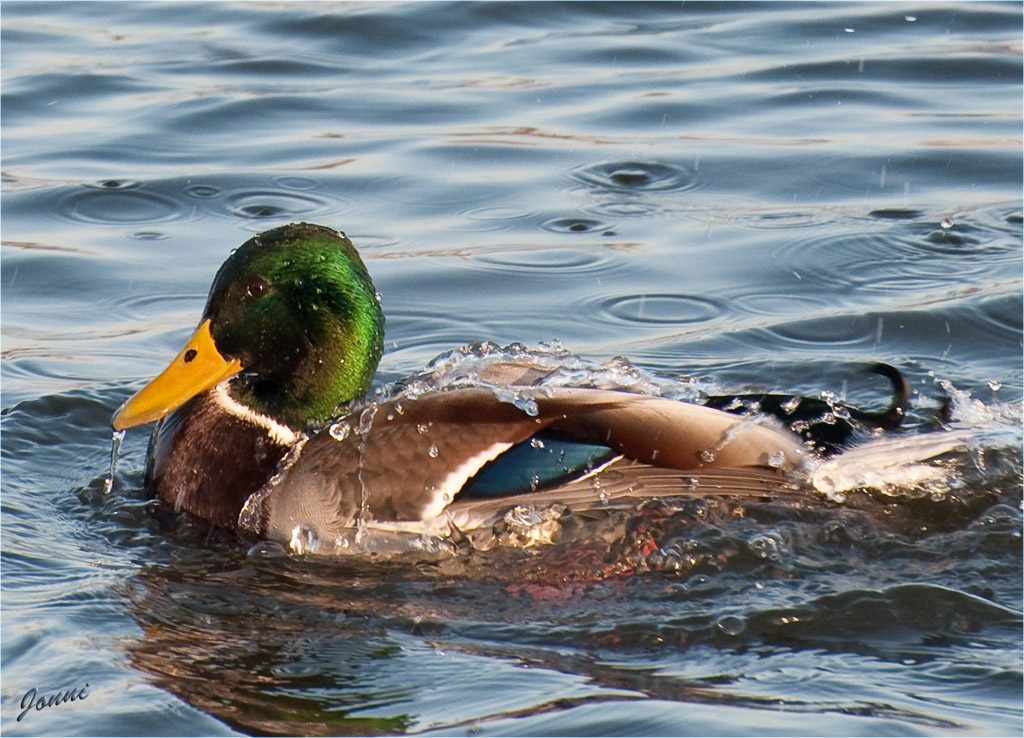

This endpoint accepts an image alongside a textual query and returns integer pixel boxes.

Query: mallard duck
[113,223,901,552]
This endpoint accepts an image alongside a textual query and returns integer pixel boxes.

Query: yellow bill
[112,319,243,430]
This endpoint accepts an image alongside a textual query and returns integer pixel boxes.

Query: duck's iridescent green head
[113,223,384,431]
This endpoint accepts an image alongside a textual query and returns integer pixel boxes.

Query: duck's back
[248,386,806,545]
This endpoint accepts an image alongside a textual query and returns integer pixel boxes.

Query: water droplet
[530,437,545,449]
[427,444,439,458]
[747,531,786,560]
[716,615,746,636]
[700,449,716,463]
[781,396,802,414]
[724,397,744,411]
[569,161,693,193]
[357,404,377,434]
[988,380,1003,393]
[289,524,320,555]
[417,423,429,435]
[514,395,539,417]
[246,540,287,559]
[103,429,125,494]
[328,421,351,441]
[941,218,954,229]
[767,451,787,468]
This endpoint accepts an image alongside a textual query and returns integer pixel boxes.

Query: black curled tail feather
[849,363,911,430]
[702,362,911,454]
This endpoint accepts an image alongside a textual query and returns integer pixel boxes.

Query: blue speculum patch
[460,430,618,498]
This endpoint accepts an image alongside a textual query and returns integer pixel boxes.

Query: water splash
[493,504,568,547]
[380,341,708,405]
[354,402,379,539]
[936,378,1021,427]
[701,411,805,470]
[323,528,458,556]
[809,431,975,501]
[371,344,1019,543]
[238,436,308,533]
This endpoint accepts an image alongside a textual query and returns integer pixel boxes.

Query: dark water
[2,2,1022,736]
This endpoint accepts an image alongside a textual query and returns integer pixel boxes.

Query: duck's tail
[850,362,911,430]
[704,362,911,454]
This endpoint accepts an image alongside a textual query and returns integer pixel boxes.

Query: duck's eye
[246,278,269,299]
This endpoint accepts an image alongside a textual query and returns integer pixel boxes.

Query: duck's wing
[445,458,808,534]
[246,387,806,544]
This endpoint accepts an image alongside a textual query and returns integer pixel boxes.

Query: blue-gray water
[2,2,1022,736]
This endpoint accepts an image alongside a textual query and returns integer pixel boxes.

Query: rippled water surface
[2,3,1022,736]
